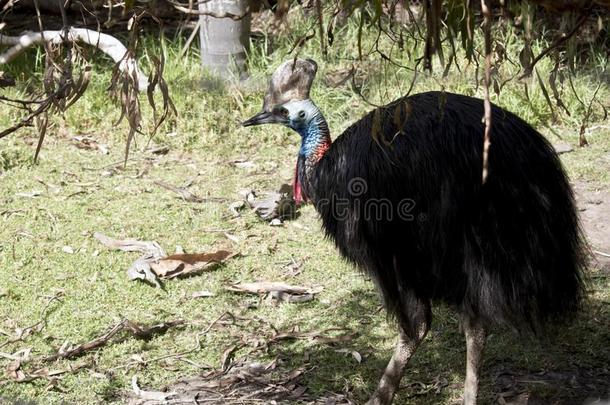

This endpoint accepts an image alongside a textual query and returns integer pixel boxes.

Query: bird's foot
[365,388,393,405]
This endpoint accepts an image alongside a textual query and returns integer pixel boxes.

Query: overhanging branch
[0,28,148,91]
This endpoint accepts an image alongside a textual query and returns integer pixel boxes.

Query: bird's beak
[242,110,284,127]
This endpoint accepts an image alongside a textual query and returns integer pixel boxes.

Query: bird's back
[312,91,586,334]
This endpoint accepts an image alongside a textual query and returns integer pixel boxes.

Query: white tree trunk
[199,0,250,80]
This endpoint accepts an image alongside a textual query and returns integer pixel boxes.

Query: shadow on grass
[270,286,610,404]
[118,278,609,404]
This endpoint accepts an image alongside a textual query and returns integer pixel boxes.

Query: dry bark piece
[93,232,166,257]
[132,375,176,401]
[269,291,315,303]
[227,282,322,295]
[245,186,297,221]
[15,190,43,198]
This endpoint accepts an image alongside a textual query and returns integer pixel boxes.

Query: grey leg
[366,321,429,405]
[462,317,487,405]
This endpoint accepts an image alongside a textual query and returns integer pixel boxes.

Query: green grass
[0,11,609,404]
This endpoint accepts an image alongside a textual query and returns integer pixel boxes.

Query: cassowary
[242,58,586,405]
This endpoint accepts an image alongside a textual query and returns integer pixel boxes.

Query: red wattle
[293,164,305,205]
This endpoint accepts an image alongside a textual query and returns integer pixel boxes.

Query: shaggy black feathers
[310,91,586,338]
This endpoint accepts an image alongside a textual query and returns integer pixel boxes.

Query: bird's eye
[298,111,306,119]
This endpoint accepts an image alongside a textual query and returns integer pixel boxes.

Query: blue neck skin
[289,106,330,159]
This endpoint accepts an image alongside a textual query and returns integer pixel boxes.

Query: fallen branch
[0,28,148,91]
[43,319,184,362]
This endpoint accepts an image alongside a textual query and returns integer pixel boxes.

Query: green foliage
[0,7,609,404]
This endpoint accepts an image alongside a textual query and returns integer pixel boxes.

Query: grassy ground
[0,11,609,404]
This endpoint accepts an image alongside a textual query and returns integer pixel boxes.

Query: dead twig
[43,319,184,362]
[578,81,602,147]
[0,292,63,349]
[154,180,228,203]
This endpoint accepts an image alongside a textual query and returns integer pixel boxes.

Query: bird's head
[242,58,319,134]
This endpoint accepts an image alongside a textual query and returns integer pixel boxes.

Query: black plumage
[243,59,586,404]
[311,91,585,338]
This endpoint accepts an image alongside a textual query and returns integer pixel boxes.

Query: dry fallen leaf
[191,290,215,299]
[94,232,234,287]
[151,251,234,279]
[335,348,362,363]
[6,360,26,382]
[269,291,315,303]
[220,345,238,372]
[71,136,109,155]
[231,159,256,169]
[229,201,245,218]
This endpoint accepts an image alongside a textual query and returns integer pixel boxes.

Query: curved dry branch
[0,28,148,91]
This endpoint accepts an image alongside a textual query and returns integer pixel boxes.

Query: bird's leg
[366,322,429,405]
[462,316,486,405]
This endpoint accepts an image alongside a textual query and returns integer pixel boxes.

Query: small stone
[270,218,283,227]
[553,142,573,154]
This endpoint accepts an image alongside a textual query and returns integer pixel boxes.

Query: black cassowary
[242,59,586,405]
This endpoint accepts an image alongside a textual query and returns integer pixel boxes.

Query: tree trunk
[199,0,250,80]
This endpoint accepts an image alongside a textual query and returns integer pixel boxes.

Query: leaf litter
[239,184,297,222]
[3,319,185,385]
[94,232,235,287]
[127,358,355,405]
[120,310,358,404]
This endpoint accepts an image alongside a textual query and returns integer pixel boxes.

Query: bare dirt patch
[575,182,610,273]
